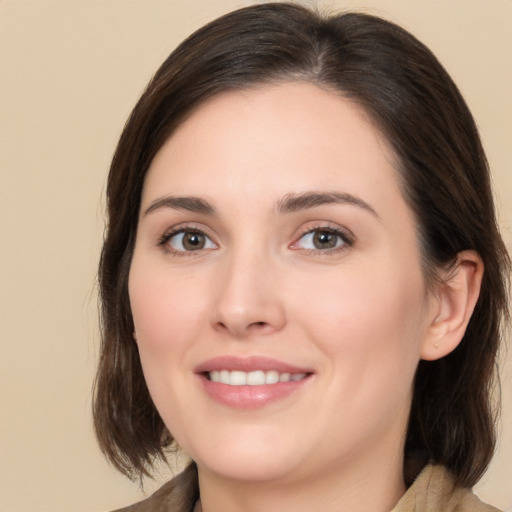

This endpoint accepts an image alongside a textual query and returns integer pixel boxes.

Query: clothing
[391,465,501,512]
[113,463,502,512]
[113,464,198,512]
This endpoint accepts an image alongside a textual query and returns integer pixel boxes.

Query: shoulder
[393,465,503,512]
[111,464,199,512]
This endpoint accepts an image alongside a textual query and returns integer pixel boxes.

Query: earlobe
[421,250,484,361]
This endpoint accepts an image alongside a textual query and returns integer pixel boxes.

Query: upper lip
[194,356,313,374]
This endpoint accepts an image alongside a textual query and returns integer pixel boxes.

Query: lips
[195,356,313,409]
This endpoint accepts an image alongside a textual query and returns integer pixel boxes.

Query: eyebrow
[144,196,216,216]
[277,191,380,219]
[143,191,379,219]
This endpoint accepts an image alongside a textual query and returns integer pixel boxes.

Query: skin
[129,82,482,512]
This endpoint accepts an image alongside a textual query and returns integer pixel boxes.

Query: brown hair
[93,2,510,486]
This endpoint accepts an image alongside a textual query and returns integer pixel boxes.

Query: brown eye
[293,227,351,252]
[312,230,338,249]
[182,232,205,250]
[167,230,216,252]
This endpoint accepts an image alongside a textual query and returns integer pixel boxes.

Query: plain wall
[0,1,510,511]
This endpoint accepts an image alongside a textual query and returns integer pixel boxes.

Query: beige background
[0,1,510,511]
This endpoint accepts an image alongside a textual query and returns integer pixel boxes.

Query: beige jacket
[113,464,502,512]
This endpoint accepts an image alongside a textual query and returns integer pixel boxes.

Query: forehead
[145,82,399,197]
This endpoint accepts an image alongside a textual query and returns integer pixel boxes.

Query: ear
[421,250,484,361]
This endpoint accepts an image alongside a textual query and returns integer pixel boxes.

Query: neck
[197,450,406,512]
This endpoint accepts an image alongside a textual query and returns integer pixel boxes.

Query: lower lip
[198,374,311,409]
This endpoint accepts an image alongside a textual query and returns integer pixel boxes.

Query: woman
[93,3,510,511]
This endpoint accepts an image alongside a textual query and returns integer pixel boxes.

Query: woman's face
[129,83,437,484]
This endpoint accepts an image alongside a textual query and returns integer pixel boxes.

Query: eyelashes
[291,225,354,254]
[158,227,217,255]
[158,224,354,256]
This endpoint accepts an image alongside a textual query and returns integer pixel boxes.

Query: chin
[199,455,301,483]
[186,429,307,483]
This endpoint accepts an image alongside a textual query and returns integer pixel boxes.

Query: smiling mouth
[206,370,308,386]
[197,358,313,408]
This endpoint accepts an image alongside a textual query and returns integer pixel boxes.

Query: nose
[211,250,286,339]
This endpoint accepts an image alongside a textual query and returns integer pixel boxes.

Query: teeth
[208,370,307,385]
[247,370,264,385]
[265,370,279,384]
[230,371,246,386]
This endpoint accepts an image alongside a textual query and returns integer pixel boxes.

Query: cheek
[129,262,209,352]
[127,260,214,415]
[292,261,428,378]
[279,260,429,453]
[128,262,208,429]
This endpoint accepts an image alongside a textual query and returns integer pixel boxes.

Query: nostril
[249,321,267,328]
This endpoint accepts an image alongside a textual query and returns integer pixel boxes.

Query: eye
[292,226,352,252]
[161,229,217,253]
